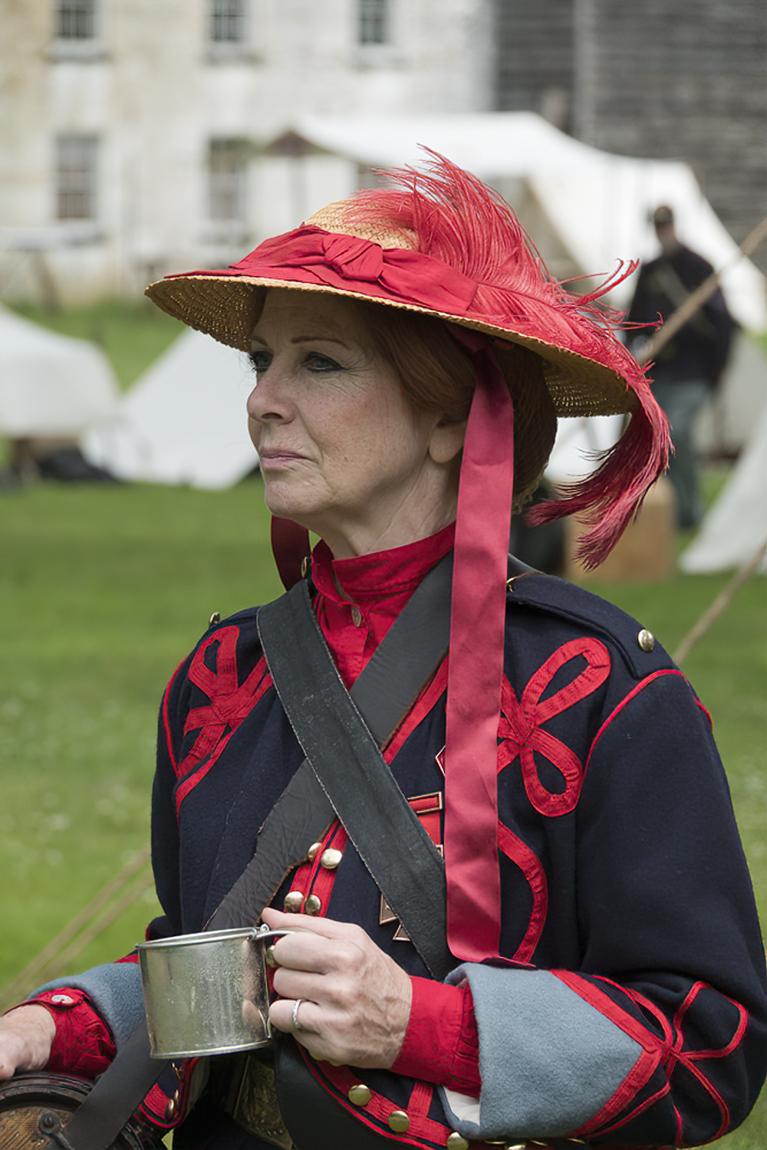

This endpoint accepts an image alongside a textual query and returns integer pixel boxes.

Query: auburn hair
[354,297,557,508]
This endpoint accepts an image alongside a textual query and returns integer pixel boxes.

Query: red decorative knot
[322,233,385,281]
[497,638,611,816]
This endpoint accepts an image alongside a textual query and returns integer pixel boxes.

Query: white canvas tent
[83,329,258,488]
[680,398,767,575]
[0,305,119,437]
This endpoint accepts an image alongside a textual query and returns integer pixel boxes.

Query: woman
[1,155,765,1150]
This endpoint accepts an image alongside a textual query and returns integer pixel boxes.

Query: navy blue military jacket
[151,571,767,1150]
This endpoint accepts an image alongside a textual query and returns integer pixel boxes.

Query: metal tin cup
[136,924,289,1059]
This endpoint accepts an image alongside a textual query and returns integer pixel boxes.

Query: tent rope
[0,845,152,1014]
[673,538,767,665]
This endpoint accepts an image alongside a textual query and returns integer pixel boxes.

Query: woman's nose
[246,366,292,424]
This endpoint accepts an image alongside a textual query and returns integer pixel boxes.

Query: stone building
[494,0,767,272]
[0,0,494,303]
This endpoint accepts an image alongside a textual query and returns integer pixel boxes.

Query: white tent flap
[83,330,258,488]
[0,306,119,437]
[680,400,767,574]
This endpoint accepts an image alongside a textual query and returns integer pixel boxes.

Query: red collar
[310,523,456,606]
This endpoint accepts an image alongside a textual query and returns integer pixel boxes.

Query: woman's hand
[0,1004,56,1080]
[260,907,412,1068]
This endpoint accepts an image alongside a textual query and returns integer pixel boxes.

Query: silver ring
[292,998,305,1033]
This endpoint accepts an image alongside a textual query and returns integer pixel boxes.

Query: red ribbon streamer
[443,331,515,962]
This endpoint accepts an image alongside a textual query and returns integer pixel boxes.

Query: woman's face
[247,290,464,558]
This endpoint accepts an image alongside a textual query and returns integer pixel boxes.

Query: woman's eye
[305,353,342,373]
[250,351,272,375]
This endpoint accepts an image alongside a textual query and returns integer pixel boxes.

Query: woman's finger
[262,906,384,943]
[268,995,319,1038]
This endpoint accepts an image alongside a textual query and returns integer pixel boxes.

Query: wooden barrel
[0,1072,162,1149]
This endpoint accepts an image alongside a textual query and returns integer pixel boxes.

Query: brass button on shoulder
[347,1083,371,1107]
[307,841,323,862]
[304,894,322,915]
[208,611,221,628]
[387,1110,410,1133]
[283,890,304,913]
[446,1133,470,1150]
[637,627,656,652]
[350,604,363,627]
[320,848,343,870]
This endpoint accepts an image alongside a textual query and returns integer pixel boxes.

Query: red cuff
[30,988,116,1079]
[391,977,481,1095]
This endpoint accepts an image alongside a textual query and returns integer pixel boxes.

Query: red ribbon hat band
[229,227,481,316]
[146,153,670,965]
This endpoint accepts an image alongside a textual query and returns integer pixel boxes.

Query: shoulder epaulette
[506,571,676,679]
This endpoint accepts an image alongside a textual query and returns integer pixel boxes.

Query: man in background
[628,205,736,528]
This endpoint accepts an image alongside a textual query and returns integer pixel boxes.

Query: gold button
[164,1091,179,1120]
[305,894,322,915]
[446,1134,469,1150]
[283,890,304,913]
[637,628,656,652]
[208,611,221,627]
[265,944,278,968]
[307,841,323,862]
[351,605,363,627]
[320,848,343,869]
[348,1083,372,1106]
[387,1110,410,1133]
[300,556,309,579]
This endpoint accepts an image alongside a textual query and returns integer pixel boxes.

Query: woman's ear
[428,417,467,465]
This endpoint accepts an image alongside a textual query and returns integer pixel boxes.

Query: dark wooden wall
[493,0,767,272]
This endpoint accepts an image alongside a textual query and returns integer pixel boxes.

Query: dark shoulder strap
[257,559,452,980]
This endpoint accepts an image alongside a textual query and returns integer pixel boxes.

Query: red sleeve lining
[391,977,481,1095]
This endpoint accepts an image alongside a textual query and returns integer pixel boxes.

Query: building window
[210,0,245,42]
[56,135,98,220]
[358,0,389,44]
[56,0,96,40]
[208,139,248,224]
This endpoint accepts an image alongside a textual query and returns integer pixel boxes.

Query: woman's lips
[258,448,308,468]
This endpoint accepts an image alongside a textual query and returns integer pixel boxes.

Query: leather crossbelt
[255,565,452,980]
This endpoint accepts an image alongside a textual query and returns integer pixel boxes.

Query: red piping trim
[552,971,662,1134]
[384,658,448,763]
[586,669,688,767]
[496,821,547,962]
[160,657,188,773]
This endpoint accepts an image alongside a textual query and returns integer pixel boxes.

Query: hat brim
[145,273,638,419]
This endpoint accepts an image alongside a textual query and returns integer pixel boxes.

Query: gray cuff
[439,965,642,1141]
[31,962,145,1050]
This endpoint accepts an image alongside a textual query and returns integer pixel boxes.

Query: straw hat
[148,169,647,423]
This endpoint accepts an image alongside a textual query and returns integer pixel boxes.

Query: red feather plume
[347,151,670,566]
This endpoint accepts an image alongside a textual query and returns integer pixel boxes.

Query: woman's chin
[262,489,319,532]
